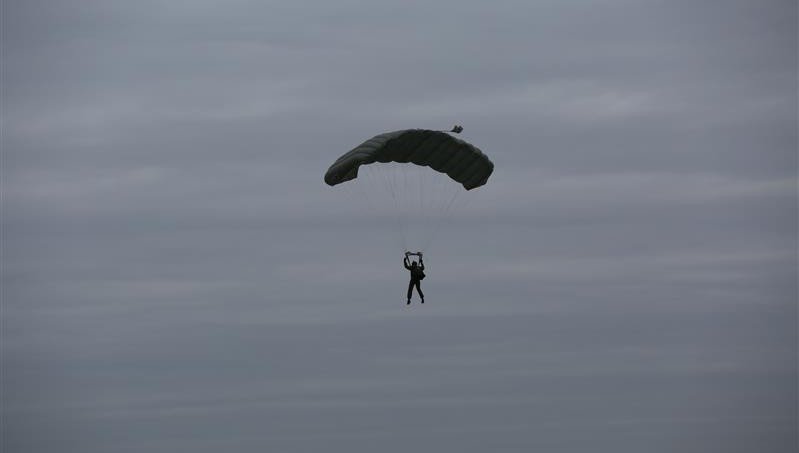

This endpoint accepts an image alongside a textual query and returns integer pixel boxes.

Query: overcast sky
[2,1,797,452]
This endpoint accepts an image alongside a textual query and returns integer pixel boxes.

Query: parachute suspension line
[424,165,457,252]
[418,164,429,253]
[387,163,407,252]
[345,165,403,248]
[406,163,419,252]
[338,178,356,219]
[377,163,407,252]
[360,166,391,247]
[410,164,425,253]
[422,182,461,253]
[425,166,442,248]
[436,168,455,236]
[353,168,379,216]
[401,162,411,251]
[384,164,407,252]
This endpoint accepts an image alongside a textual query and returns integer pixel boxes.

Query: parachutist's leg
[415,281,424,301]
[407,280,414,301]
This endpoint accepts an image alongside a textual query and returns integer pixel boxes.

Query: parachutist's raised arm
[403,256,411,270]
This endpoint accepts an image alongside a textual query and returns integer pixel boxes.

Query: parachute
[324,129,493,190]
[324,127,493,252]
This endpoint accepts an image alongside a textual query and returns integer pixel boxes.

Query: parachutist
[323,128,493,302]
[404,253,426,304]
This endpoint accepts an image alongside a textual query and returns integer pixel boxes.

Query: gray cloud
[2,0,796,452]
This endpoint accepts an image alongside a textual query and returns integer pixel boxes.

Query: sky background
[2,1,797,452]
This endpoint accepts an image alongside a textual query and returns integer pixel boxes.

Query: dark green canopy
[324,129,493,190]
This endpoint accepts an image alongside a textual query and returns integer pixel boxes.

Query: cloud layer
[3,1,796,452]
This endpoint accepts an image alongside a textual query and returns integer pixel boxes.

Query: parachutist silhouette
[404,252,425,305]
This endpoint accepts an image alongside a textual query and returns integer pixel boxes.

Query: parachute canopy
[324,129,493,190]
